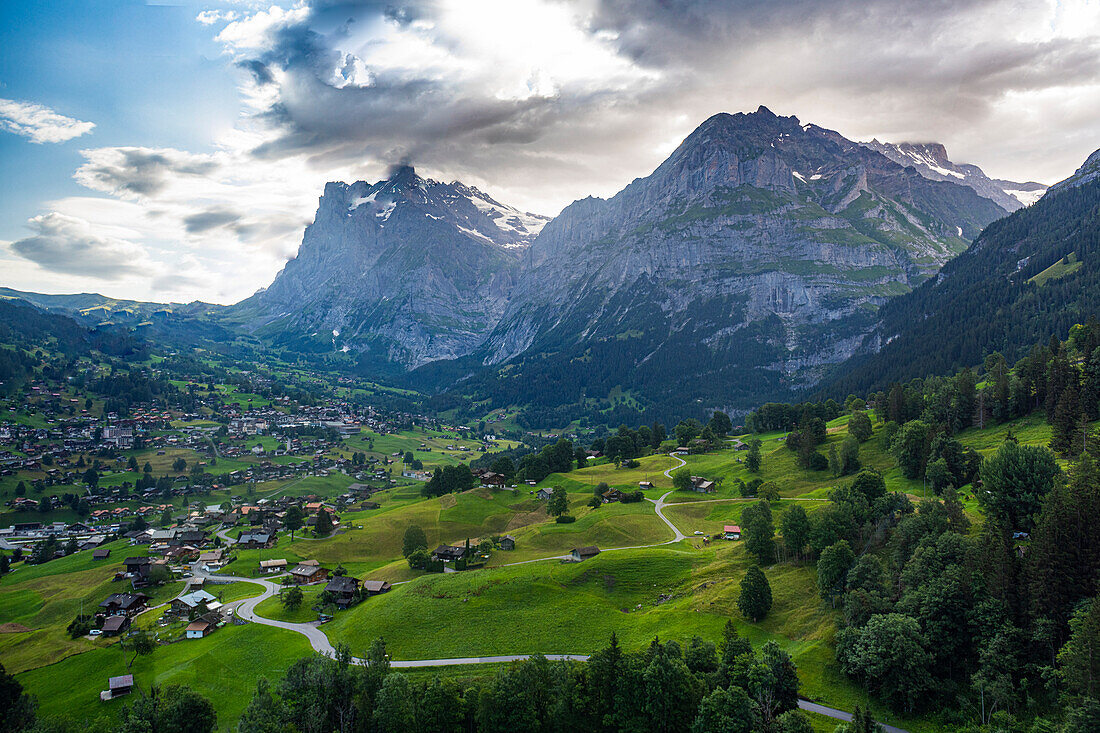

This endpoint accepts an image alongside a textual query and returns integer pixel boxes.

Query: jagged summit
[237,107,1020,413]
[233,167,548,367]
[862,139,1046,210]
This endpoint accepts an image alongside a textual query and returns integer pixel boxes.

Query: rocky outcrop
[1045,148,1100,197]
[862,140,1047,210]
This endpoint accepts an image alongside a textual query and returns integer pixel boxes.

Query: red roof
[724,525,741,532]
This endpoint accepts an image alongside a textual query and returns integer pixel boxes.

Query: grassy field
[0,539,183,674]
[254,585,326,623]
[661,498,827,538]
[5,407,1063,732]
[17,622,312,728]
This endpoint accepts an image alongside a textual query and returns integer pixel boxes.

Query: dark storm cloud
[218,0,1099,209]
[75,147,219,198]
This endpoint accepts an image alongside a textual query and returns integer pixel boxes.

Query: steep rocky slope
[232,166,547,367]
[457,107,1008,418]
[819,151,1100,397]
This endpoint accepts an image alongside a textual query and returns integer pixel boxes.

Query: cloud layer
[3,0,1098,304]
[0,98,95,144]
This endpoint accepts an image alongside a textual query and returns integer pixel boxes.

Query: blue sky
[0,1,238,238]
[0,0,1097,304]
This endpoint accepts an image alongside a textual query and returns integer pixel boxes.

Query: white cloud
[0,97,95,144]
[8,212,151,278]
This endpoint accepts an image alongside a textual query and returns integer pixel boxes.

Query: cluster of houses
[253,556,390,609]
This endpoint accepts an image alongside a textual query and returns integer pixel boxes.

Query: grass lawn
[661,498,827,538]
[254,585,325,623]
[18,622,312,728]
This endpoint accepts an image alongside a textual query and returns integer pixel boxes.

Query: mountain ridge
[862,139,1047,210]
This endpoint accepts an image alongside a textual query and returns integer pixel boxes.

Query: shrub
[556,514,576,524]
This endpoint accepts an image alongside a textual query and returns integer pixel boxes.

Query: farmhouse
[602,488,626,503]
[185,613,220,639]
[431,545,466,562]
[236,532,272,549]
[100,615,130,636]
[362,580,391,595]
[92,547,111,560]
[535,488,554,501]
[122,556,151,578]
[499,535,516,551]
[107,675,134,698]
[170,590,220,616]
[690,477,716,493]
[289,561,329,585]
[724,525,741,540]
[99,592,149,616]
[259,558,288,573]
[324,576,361,608]
[571,546,600,562]
[197,549,225,566]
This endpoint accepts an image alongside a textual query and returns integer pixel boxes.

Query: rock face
[863,140,1047,210]
[241,108,1012,417]
[466,108,1008,414]
[234,166,547,367]
[1045,148,1100,197]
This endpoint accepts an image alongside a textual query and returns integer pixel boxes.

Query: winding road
[190,449,906,732]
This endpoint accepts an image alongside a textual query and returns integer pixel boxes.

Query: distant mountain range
[6,107,1092,424]
[226,106,1022,420]
[861,140,1046,210]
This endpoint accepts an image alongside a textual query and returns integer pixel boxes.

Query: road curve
[663,452,687,478]
[646,491,687,542]
[798,700,909,733]
[198,542,906,731]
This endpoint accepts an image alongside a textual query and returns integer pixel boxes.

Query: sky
[0,0,1098,305]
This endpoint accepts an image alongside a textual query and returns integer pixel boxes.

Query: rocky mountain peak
[862,138,1046,210]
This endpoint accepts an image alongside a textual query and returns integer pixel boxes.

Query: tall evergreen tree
[738,566,773,621]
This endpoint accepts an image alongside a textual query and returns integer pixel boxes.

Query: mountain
[435,107,1010,421]
[0,287,231,347]
[231,166,549,368]
[1046,147,1100,196]
[818,151,1100,397]
[862,140,1047,210]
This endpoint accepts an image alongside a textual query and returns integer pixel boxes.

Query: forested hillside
[821,177,1100,396]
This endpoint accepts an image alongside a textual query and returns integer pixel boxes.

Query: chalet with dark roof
[324,575,361,608]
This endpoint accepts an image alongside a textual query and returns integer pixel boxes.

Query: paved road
[662,497,830,507]
[196,527,907,731]
[646,491,687,542]
[663,452,687,478]
[798,700,909,733]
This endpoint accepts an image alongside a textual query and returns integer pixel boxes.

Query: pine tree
[742,501,775,564]
[1052,382,1082,455]
[738,566,773,621]
[746,439,762,473]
